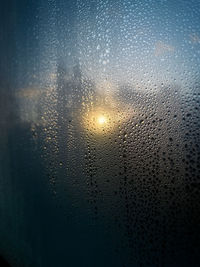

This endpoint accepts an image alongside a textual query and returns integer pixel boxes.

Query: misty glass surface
[0,0,200,266]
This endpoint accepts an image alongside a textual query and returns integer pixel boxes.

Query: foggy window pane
[0,0,200,266]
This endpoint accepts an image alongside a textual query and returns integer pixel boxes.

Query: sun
[82,96,135,135]
[82,108,113,134]
[97,115,107,125]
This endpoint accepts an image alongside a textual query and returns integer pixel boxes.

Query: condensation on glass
[0,0,200,266]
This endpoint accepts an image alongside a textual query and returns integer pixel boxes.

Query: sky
[2,0,199,94]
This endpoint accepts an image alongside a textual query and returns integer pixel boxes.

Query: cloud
[155,41,174,56]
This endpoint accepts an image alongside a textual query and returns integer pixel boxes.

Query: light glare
[97,115,107,125]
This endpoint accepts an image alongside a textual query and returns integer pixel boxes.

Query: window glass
[0,0,200,266]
